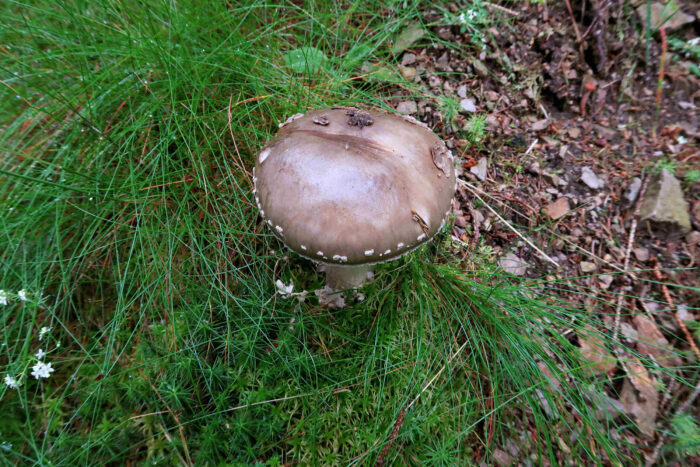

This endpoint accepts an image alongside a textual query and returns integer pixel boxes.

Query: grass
[0,0,695,465]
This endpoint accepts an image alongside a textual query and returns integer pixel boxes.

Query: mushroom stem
[324,264,372,290]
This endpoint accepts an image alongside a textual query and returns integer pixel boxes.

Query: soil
[384,1,699,464]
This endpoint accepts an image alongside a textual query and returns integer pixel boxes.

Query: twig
[645,381,700,467]
[375,408,406,466]
[612,171,651,342]
[652,26,667,139]
[485,3,519,16]
[227,94,253,182]
[652,263,700,359]
[459,180,560,268]
[564,0,585,58]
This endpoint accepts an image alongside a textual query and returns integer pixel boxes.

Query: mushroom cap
[253,108,456,265]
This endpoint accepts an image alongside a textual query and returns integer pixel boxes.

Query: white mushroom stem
[324,264,372,290]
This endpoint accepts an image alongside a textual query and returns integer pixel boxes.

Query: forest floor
[388,1,700,464]
[1,1,699,465]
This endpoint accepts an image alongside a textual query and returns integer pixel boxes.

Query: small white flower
[458,12,468,24]
[4,374,20,389]
[275,279,294,297]
[0,441,12,451]
[468,9,477,20]
[0,290,8,306]
[31,361,54,380]
[38,326,51,340]
[18,289,28,301]
[35,349,46,360]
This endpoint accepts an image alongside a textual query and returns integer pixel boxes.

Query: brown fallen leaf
[578,327,617,375]
[620,357,659,438]
[633,314,682,368]
[544,197,570,220]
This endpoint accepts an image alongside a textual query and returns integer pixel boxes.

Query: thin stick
[564,0,585,58]
[459,180,560,268]
[613,171,651,342]
[227,94,253,181]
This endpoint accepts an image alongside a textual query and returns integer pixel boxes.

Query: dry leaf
[620,357,659,438]
[578,328,617,375]
[633,314,682,367]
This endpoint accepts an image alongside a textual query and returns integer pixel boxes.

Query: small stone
[580,261,597,273]
[677,305,694,322]
[685,231,700,245]
[531,119,549,131]
[457,84,468,98]
[470,157,488,181]
[568,127,581,138]
[401,53,417,66]
[626,177,642,203]
[544,197,570,220]
[396,100,418,115]
[459,98,476,113]
[427,75,442,88]
[398,65,417,80]
[499,253,529,276]
[633,247,649,262]
[436,51,449,71]
[581,166,605,190]
[640,168,692,235]
[636,2,694,33]
[598,274,614,289]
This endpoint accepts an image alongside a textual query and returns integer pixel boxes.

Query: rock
[470,157,488,181]
[437,27,453,41]
[636,2,694,33]
[499,253,529,276]
[398,65,417,80]
[544,197,570,220]
[580,261,597,273]
[427,75,442,88]
[598,274,614,289]
[459,98,476,113]
[391,24,425,55]
[396,100,418,115]
[457,84,468,98]
[472,59,490,79]
[436,51,449,71]
[626,177,642,203]
[401,53,417,66]
[633,247,649,262]
[640,168,692,235]
[581,167,605,189]
[531,119,549,131]
[686,231,700,245]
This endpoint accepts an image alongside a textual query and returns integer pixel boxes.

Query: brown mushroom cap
[253,108,456,265]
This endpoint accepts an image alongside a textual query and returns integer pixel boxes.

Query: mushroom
[253,107,456,290]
